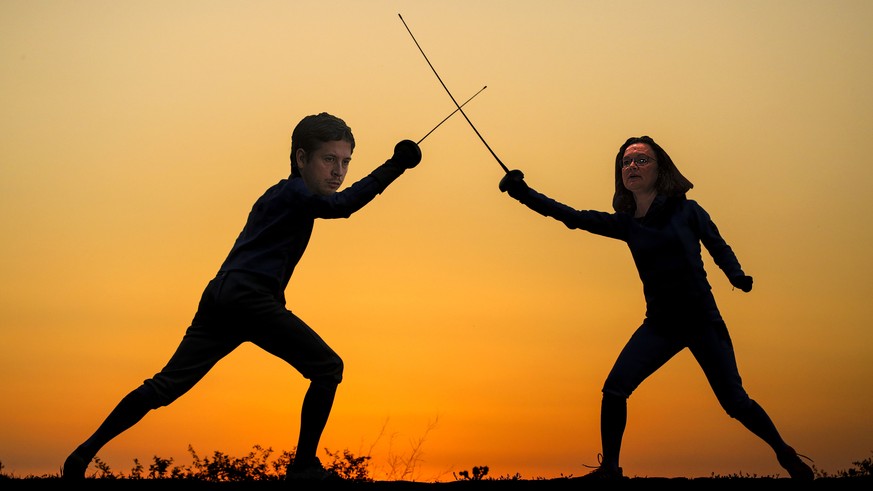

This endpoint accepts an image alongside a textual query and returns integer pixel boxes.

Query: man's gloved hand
[390,140,422,169]
[730,275,753,293]
[499,169,528,197]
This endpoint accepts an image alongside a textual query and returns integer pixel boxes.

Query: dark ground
[2,477,870,489]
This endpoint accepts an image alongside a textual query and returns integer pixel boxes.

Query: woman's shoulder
[672,197,715,225]
[669,194,700,208]
[680,197,707,211]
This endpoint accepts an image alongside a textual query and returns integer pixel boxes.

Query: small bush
[43,445,372,482]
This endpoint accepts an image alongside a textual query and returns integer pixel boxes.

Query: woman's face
[621,143,658,194]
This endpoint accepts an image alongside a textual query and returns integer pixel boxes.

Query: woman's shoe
[777,446,815,480]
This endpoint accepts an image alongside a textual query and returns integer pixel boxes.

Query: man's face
[296,139,352,196]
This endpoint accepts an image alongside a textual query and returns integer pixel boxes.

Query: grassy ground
[1,476,871,489]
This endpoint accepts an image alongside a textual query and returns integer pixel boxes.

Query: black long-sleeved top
[218,161,405,292]
[511,187,746,323]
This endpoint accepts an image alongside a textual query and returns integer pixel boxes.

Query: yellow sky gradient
[2,0,871,481]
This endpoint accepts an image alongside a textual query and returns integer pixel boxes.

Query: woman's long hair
[612,135,693,214]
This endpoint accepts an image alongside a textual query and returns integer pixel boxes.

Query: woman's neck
[633,190,658,218]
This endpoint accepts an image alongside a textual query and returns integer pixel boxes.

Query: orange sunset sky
[1,0,871,481]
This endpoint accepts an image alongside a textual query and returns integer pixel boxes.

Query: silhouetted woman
[498,135,813,480]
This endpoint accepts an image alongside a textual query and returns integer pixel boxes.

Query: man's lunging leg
[62,387,157,480]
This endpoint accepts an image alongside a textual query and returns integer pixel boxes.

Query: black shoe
[577,454,626,480]
[62,452,88,480]
[285,457,340,481]
[777,446,814,480]
[578,465,626,480]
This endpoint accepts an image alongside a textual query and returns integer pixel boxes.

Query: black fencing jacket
[510,187,747,325]
[218,161,405,293]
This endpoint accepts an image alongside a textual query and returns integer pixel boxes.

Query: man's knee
[131,384,169,409]
[312,355,343,386]
[140,376,199,408]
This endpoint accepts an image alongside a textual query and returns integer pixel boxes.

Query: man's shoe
[62,452,88,480]
[285,457,339,481]
[777,446,814,480]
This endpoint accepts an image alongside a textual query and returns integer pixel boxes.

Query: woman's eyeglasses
[621,157,654,169]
